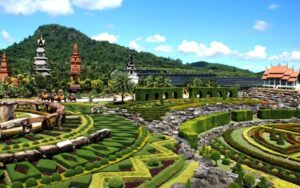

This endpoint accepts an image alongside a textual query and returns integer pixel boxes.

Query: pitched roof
[262,65,299,82]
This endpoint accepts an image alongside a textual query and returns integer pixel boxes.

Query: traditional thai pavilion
[126,54,139,84]
[262,65,300,89]
[69,43,81,91]
[0,52,10,81]
[33,35,51,77]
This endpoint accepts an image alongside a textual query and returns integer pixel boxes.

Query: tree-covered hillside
[0,24,259,79]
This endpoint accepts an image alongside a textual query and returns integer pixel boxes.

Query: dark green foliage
[6,161,41,182]
[101,158,109,165]
[277,133,285,145]
[222,157,231,165]
[243,174,255,188]
[70,174,92,188]
[65,169,75,177]
[74,166,84,174]
[135,87,183,101]
[85,163,94,171]
[25,178,37,187]
[138,75,172,88]
[270,127,277,141]
[231,110,253,122]
[232,162,243,174]
[140,157,184,188]
[257,109,300,119]
[41,176,51,184]
[256,177,269,188]
[108,155,117,161]
[36,159,57,173]
[188,87,238,98]
[51,173,61,182]
[228,182,240,188]
[0,170,4,179]
[185,179,192,188]
[11,181,23,188]
[210,150,221,166]
[119,163,133,171]
[147,158,160,167]
[179,112,231,149]
[93,161,102,168]
[108,176,124,188]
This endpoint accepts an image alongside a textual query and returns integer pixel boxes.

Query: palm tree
[112,72,134,103]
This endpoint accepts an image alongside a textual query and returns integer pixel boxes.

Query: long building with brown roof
[262,65,299,89]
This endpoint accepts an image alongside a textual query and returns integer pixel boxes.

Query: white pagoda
[33,35,51,77]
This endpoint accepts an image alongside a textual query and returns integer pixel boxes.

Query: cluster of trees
[186,78,217,88]
[138,75,172,88]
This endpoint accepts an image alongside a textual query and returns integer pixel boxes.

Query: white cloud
[269,51,300,61]
[129,41,143,52]
[253,20,269,31]
[268,3,280,10]
[178,40,231,57]
[91,32,118,43]
[1,30,14,43]
[0,0,73,16]
[72,0,123,10]
[0,0,123,16]
[146,34,166,43]
[244,45,267,60]
[154,45,173,53]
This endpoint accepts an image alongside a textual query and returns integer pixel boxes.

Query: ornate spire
[0,52,9,81]
[73,43,78,55]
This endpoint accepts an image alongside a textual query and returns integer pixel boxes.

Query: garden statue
[40,90,50,101]
[21,119,32,135]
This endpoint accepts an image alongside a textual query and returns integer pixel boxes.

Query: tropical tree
[210,150,221,166]
[139,75,172,88]
[112,72,134,103]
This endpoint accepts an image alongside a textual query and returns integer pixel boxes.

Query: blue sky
[0,0,299,72]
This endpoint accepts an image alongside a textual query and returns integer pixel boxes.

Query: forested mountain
[0,24,259,79]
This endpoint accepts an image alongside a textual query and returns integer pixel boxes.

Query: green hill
[0,24,259,80]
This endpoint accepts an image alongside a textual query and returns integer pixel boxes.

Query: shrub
[256,177,269,188]
[51,173,61,181]
[65,169,75,177]
[272,168,279,174]
[231,110,253,122]
[108,176,124,188]
[228,182,240,188]
[41,176,51,184]
[85,163,94,171]
[147,147,156,153]
[243,174,255,188]
[257,109,300,119]
[222,157,231,166]
[22,143,30,147]
[93,161,101,168]
[147,158,160,167]
[116,152,122,158]
[119,163,133,171]
[289,174,297,180]
[26,178,37,187]
[210,150,221,166]
[74,166,84,174]
[108,155,117,161]
[164,143,176,151]
[11,181,23,188]
[277,133,285,145]
[270,127,277,141]
[101,158,109,165]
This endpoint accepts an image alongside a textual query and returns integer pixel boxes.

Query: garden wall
[188,87,238,98]
[135,88,183,101]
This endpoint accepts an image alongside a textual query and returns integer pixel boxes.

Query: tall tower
[70,43,81,81]
[0,52,10,81]
[126,54,139,84]
[33,35,51,77]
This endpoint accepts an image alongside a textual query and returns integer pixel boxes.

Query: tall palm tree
[112,72,134,103]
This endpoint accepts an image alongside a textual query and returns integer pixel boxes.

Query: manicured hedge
[135,88,183,101]
[53,153,88,169]
[140,156,184,188]
[179,112,231,148]
[36,159,57,173]
[231,110,253,122]
[188,87,238,98]
[258,109,300,119]
[6,161,41,182]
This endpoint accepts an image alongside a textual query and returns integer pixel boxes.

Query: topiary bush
[41,176,51,184]
[65,169,75,177]
[147,158,160,167]
[93,161,101,168]
[108,176,124,188]
[85,163,94,171]
[243,174,255,188]
[222,157,231,165]
[74,166,84,174]
[108,155,117,161]
[26,178,37,187]
[11,181,23,188]
[51,173,61,182]
[101,158,109,165]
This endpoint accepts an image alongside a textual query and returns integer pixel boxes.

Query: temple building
[0,52,10,81]
[33,35,51,77]
[262,65,300,89]
[126,54,139,84]
[69,43,81,91]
